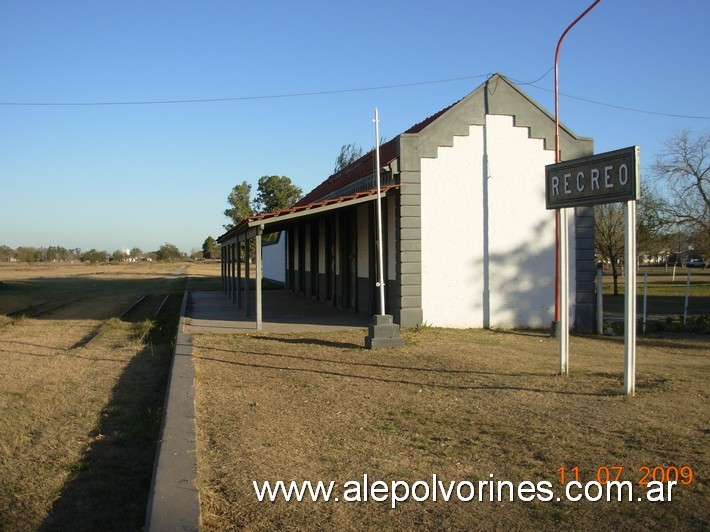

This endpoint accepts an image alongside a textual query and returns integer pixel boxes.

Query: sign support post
[559,208,569,375]
[624,200,636,396]
[546,146,639,396]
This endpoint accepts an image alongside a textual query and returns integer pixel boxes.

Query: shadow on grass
[193,349,613,397]
[250,335,363,350]
[489,328,551,338]
[570,331,710,352]
[198,344,556,378]
[39,299,180,531]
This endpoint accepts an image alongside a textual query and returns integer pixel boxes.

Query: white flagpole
[374,108,386,316]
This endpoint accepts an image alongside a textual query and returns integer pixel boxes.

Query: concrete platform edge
[145,290,200,531]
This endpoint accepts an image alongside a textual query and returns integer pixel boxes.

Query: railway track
[1,297,86,328]
[69,294,172,349]
[7,298,84,320]
[120,294,171,322]
[2,293,171,332]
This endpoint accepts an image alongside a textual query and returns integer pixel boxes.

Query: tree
[254,175,302,214]
[156,243,182,262]
[651,129,709,243]
[595,203,625,295]
[202,236,219,259]
[16,247,40,264]
[0,245,14,262]
[130,247,143,259]
[636,185,670,264]
[81,249,108,263]
[224,181,254,229]
[112,250,126,262]
[333,143,364,173]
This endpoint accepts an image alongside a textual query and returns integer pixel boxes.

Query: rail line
[1,297,86,328]
[2,292,171,332]
[70,293,172,348]
[121,294,171,322]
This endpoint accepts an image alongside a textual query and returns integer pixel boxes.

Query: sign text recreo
[545,146,639,209]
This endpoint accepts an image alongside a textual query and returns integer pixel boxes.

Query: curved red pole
[554,0,602,324]
[555,0,602,164]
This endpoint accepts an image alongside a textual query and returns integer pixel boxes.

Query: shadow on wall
[475,216,557,329]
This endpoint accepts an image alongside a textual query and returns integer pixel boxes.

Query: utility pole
[554,0,602,375]
[365,108,404,349]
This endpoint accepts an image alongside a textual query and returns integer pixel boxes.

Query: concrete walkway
[145,293,199,531]
[184,289,370,333]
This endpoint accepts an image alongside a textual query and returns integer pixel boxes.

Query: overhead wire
[0,74,491,107]
[0,69,707,120]
[526,83,709,120]
[509,68,708,120]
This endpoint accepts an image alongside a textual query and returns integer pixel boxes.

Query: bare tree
[595,203,625,295]
[651,129,709,242]
[333,143,363,173]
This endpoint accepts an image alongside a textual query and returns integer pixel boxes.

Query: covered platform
[184,289,370,334]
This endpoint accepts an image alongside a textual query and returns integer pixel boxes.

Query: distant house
[218,74,595,331]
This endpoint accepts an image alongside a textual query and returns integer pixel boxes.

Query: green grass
[601,267,710,297]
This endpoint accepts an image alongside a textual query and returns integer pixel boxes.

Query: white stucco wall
[421,125,486,327]
[421,115,567,328]
[262,233,286,284]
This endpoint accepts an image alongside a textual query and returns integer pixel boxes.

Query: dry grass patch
[194,328,709,530]
[0,261,187,529]
[0,318,156,529]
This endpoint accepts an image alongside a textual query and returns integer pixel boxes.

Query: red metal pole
[553,0,602,324]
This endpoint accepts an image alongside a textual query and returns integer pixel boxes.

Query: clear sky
[1,0,708,254]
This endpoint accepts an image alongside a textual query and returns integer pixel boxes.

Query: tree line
[4,147,363,265]
[0,243,190,264]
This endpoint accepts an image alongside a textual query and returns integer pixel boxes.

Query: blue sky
[1,0,708,254]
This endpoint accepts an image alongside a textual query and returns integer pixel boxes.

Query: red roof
[296,99,458,206]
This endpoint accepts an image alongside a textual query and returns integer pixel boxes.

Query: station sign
[545,146,639,209]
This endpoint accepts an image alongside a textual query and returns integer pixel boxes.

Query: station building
[218,74,595,331]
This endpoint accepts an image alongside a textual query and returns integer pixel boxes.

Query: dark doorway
[339,210,357,311]
[325,217,335,304]
[310,222,319,299]
[297,225,306,295]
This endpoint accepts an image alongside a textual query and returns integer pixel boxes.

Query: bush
[156,243,182,262]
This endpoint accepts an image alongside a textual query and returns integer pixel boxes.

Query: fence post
[642,272,648,333]
[596,265,603,335]
[684,270,691,325]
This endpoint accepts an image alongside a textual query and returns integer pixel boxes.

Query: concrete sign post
[546,146,639,396]
[624,200,636,396]
[559,208,569,375]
